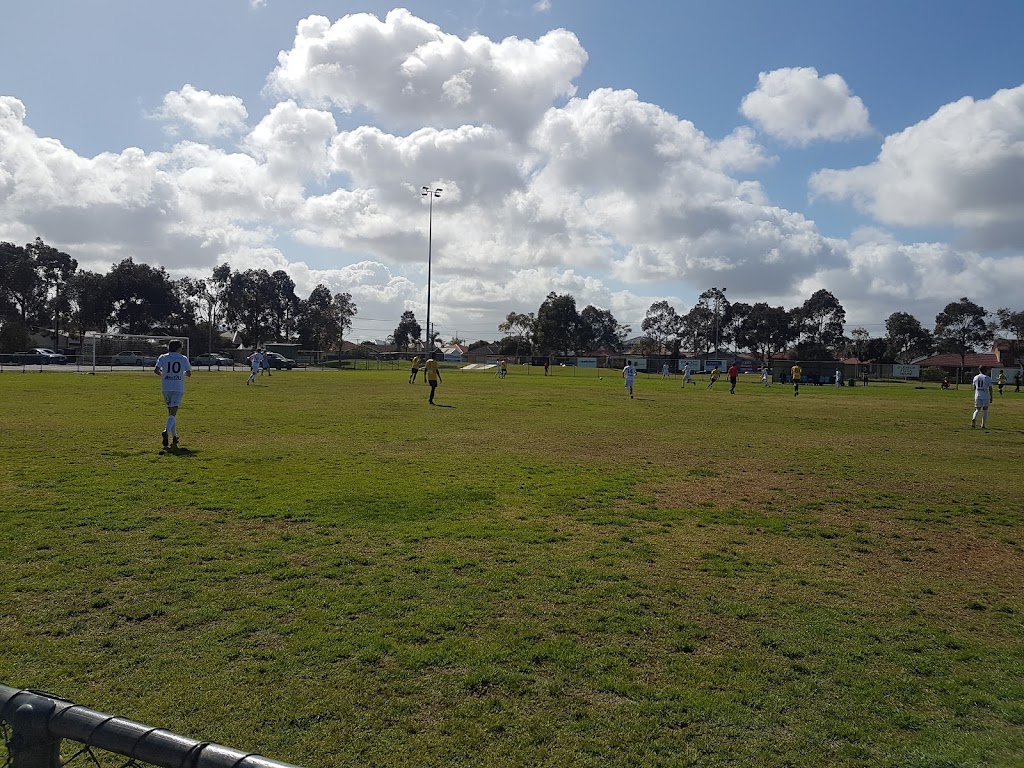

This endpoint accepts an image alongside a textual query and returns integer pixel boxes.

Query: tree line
[3,238,1022,369]
[0,239,357,354]
[487,288,1024,371]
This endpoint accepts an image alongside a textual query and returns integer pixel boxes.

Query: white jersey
[973,373,992,403]
[155,352,191,392]
[683,366,691,379]
[623,364,636,380]
[250,353,263,371]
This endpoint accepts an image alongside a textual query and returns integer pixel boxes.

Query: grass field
[1,367,1022,767]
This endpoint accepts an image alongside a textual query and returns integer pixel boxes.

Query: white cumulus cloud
[810,84,1024,249]
[741,67,872,145]
[2,10,1022,342]
[152,84,248,139]
[265,9,587,135]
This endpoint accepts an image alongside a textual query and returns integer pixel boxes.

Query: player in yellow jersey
[409,355,421,383]
[706,367,720,390]
[791,363,802,397]
[424,357,442,404]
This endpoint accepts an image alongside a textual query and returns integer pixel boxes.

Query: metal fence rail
[0,686,300,768]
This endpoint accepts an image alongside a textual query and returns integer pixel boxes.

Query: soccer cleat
[172,435,179,447]
[162,431,169,448]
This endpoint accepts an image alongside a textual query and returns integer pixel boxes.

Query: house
[912,350,1002,381]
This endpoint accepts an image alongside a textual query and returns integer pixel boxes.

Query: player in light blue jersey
[153,340,192,448]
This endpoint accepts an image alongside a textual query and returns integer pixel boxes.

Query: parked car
[265,352,297,370]
[18,348,67,365]
[111,351,158,366]
[192,353,234,367]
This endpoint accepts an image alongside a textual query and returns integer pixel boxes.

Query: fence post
[5,692,61,768]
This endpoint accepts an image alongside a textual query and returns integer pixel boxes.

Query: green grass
[1,368,1022,767]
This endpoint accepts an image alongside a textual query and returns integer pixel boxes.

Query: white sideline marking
[461,363,497,371]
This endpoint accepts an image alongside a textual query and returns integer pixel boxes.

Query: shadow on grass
[431,403,456,408]
[161,446,199,457]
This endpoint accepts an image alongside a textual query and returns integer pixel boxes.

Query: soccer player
[409,355,421,383]
[246,350,262,385]
[154,340,192,448]
[791,363,803,397]
[761,366,771,387]
[661,363,670,378]
[706,367,720,390]
[997,371,1006,396]
[622,360,637,398]
[499,359,508,379]
[424,356,442,404]
[728,362,738,394]
[835,368,843,387]
[972,365,993,429]
[682,363,694,388]
[260,348,271,377]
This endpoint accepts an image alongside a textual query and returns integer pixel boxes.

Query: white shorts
[974,393,990,408]
[163,390,184,408]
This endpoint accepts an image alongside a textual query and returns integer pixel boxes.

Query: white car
[111,351,158,366]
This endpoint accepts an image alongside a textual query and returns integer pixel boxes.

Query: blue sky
[2,1,1023,342]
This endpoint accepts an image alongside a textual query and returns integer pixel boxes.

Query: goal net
[83,332,190,370]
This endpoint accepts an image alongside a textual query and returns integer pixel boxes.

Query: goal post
[83,332,190,371]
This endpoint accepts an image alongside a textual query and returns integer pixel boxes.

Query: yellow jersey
[424,359,440,381]
[791,365,802,381]
[411,356,420,368]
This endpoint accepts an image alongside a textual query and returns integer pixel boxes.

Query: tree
[841,327,872,362]
[579,305,629,352]
[641,301,682,356]
[796,289,846,358]
[66,270,112,339]
[332,292,357,350]
[934,297,993,383]
[105,258,181,335]
[996,307,1024,371]
[27,238,77,346]
[734,303,796,366]
[297,285,339,351]
[221,268,273,346]
[534,293,580,355]
[0,318,30,354]
[393,311,421,352]
[267,270,299,342]
[885,312,932,363]
[497,312,536,358]
[629,336,658,357]
[698,288,731,353]
[0,241,44,324]
[680,303,713,355]
[725,302,752,353]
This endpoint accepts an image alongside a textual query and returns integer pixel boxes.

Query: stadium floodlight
[421,185,442,356]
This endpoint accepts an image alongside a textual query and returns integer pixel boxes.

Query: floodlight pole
[421,186,442,357]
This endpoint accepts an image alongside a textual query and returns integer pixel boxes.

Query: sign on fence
[893,364,920,378]
[577,357,597,368]
[628,358,648,370]
[678,358,702,372]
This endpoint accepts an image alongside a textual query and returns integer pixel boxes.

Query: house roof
[914,352,1000,368]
